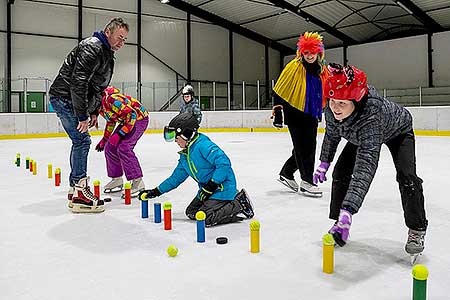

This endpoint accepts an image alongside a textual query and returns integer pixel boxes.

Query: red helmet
[324,64,368,101]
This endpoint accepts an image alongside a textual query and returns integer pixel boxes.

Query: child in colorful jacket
[95,86,149,197]
[138,112,254,227]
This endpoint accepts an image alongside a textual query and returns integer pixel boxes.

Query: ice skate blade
[332,232,347,247]
[68,201,73,209]
[121,189,144,199]
[277,178,298,192]
[104,186,123,193]
[410,253,422,265]
[71,203,105,213]
[299,188,323,198]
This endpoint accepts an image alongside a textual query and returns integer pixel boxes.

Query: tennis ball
[124,182,132,189]
[93,180,100,186]
[167,245,178,257]
[249,220,260,231]
[163,201,172,210]
[412,264,428,280]
[322,233,335,246]
[195,211,206,220]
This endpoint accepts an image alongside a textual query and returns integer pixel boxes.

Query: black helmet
[164,112,199,142]
[182,85,195,97]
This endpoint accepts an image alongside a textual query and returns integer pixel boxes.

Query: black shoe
[235,189,254,219]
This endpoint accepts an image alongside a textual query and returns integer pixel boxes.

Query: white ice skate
[121,177,145,199]
[71,177,105,213]
[277,175,299,192]
[68,186,75,208]
[299,181,323,198]
[405,228,426,265]
[104,177,123,193]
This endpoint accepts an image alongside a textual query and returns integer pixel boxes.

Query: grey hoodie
[180,97,202,124]
[320,85,413,212]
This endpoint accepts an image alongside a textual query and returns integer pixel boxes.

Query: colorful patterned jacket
[99,87,148,139]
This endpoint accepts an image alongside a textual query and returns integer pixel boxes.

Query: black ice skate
[235,189,254,219]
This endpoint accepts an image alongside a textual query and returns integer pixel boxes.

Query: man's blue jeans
[50,96,91,187]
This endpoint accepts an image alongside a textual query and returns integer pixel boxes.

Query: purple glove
[329,208,352,246]
[313,161,330,184]
[108,133,121,147]
[95,138,107,152]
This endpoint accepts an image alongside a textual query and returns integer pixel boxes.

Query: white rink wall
[0,107,450,136]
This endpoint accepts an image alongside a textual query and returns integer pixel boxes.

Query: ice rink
[1,131,449,300]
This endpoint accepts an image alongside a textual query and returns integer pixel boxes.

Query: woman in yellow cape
[272,32,329,197]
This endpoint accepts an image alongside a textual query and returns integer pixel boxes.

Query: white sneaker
[277,175,299,192]
[104,177,123,193]
[299,181,323,197]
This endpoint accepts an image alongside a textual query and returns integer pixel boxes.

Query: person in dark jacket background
[313,63,428,260]
[180,84,202,124]
[138,113,254,227]
[49,17,129,213]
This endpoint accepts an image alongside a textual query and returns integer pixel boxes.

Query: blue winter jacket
[158,133,237,200]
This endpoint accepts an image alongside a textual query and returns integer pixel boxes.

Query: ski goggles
[163,126,177,142]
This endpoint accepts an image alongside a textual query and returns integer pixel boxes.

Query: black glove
[138,188,161,200]
[271,105,283,128]
[199,180,219,201]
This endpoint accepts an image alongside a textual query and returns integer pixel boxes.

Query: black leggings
[279,113,318,184]
[185,197,244,227]
[329,131,428,231]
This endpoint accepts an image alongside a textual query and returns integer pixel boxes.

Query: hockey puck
[103,197,112,202]
[216,237,228,245]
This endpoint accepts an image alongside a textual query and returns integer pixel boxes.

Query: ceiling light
[396,1,413,15]
[160,0,169,3]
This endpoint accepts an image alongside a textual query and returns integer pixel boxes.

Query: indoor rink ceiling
[163,0,450,51]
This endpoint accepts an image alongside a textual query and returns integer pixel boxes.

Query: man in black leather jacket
[49,17,129,213]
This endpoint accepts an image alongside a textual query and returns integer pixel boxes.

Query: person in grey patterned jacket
[313,64,427,258]
[180,85,202,124]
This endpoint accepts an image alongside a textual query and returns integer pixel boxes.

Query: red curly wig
[297,32,324,59]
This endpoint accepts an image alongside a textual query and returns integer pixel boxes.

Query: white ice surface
[1,132,449,300]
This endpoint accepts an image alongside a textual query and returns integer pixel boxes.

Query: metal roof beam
[395,0,443,32]
[163,0,294,54]
[266,0,357,44]
[239,11,285,25]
